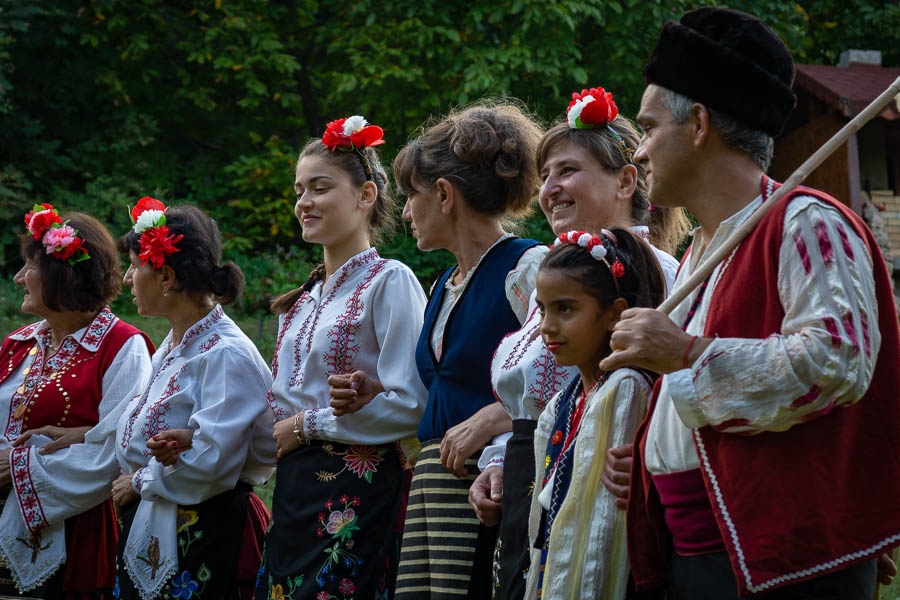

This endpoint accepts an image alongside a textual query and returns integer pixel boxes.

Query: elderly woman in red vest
[0,205,154,599]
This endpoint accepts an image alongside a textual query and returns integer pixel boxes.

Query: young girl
[525,228,665,599]
[257,116,427,600]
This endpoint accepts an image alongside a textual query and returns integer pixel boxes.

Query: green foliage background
[2,0,898,323]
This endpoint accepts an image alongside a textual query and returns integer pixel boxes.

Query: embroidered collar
[7,306,118,353]
[320,247,381,295]
[630,225,650,241]
[160,304,224,358]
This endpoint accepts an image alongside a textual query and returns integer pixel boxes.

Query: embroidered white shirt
[645,194,880,475]
[116,304,275,599]
[268,248,428,446]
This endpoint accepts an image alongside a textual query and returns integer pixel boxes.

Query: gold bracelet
[292,411,309,445]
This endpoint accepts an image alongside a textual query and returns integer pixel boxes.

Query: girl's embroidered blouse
[268,248,428,445]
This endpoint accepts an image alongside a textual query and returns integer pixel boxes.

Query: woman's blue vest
[416,237,541,442]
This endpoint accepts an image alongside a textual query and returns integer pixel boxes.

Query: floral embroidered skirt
[116,482,268,600]
[256,440,405,600]
[394,441,499,600]
[497,419,537,600]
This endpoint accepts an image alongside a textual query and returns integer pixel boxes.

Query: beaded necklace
[543,371,610,535]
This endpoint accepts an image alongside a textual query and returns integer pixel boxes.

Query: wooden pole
[658,76,900,315]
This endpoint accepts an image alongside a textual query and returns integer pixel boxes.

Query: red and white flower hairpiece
[322,115,385,180]
[566,86,634,163]
[129,197,183,270]
[554,229,626,283]
[24,203,90,266]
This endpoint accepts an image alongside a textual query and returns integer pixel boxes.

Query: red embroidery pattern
[120,306,223,448]
[133,467,146,492]
[305,407,321,439]
[80,306,117,349]
[140,365,187,453]
[288,249,381,388]
[10,322,41,340]
[526,349,569,414]
[198,333,220,354]
[322,260,387,375]
[10,446,47,532]
[268,292,310,417]
[501,307,541,371]
[4,330,86,441]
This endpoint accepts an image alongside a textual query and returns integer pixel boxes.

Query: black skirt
[257,440,404,600]
[116,483,255,600]
[497,419,537,600]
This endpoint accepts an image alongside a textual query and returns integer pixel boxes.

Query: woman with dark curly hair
[112,200,275,600]
[0,205,153,599]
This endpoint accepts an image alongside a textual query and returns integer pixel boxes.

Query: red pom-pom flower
[138,225,184,270]
[567,86,619,130]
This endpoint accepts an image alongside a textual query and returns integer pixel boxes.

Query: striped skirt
[395,441,498,599]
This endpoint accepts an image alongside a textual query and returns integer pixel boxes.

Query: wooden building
[770,50,900,271]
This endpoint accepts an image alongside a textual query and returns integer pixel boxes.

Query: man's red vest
[628,178,900,596]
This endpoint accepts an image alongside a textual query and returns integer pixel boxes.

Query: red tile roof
[795,63,900,120]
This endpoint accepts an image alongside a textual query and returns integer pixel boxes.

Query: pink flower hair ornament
[322,115,385,180]
[129,196,183,270]
[553,229,625,288]
[566,86,634,163]
[23,203,90,266]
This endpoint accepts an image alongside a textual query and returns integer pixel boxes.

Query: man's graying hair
[662,89,774,171]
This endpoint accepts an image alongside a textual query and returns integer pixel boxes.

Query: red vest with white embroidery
[628,178,900,596]
[1,309,153,591]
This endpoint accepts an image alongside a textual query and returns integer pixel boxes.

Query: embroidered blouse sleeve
[135,347,273,504]
[669,197,880,433]
[505,245,547,325]
[303,266,428,444]
[21,334,153,527]
[477,432,512,471]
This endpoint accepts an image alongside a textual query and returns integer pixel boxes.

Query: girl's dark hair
[540,228,665,312]
[393,100,543,219]
[119,205,245,305]
[271,138,395,314]
[537,117,691,255]
[20,212,122,313]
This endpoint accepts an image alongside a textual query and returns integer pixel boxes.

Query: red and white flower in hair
[567,87,619,130]
[322,115,385,152]
[23,203,90,265]
[129,196,183,270]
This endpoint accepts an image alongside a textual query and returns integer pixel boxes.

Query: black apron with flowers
[256,440,404,600]
[115,483,253,600]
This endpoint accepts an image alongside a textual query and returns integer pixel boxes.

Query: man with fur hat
[600,7,900,598]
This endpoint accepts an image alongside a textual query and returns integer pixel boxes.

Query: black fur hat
[643,7,797,136]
